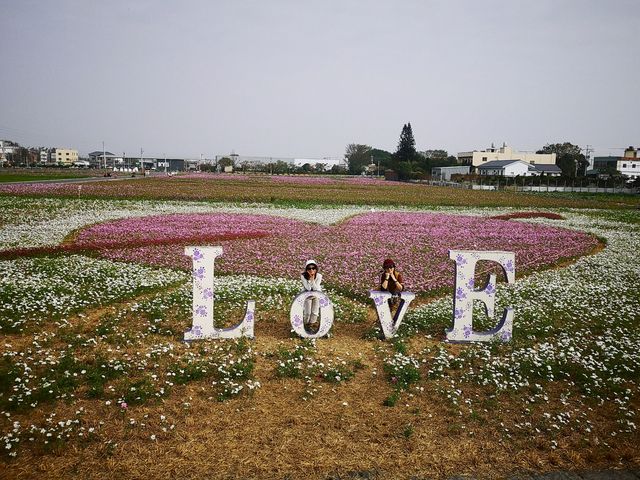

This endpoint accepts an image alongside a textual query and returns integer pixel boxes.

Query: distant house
[88,151,118,168]
[477,160,562,177]
[618,146,640,179]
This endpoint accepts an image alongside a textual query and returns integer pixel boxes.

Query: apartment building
[53,148,79,165]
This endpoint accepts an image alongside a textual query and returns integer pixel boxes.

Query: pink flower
[73,212,598,297]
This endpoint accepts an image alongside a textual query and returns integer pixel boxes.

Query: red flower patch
[490,212,564,221]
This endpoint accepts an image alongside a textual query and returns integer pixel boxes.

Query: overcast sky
[1,0,638,159]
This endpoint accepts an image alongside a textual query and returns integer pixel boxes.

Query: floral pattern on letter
[446,250,515,343]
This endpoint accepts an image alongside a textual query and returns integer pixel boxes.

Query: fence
[419,179,638,195]
[516,185,637,194]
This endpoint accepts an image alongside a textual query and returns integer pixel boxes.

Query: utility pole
[102,141,106,170]
[140,148,144,176]
[164,153,167,174]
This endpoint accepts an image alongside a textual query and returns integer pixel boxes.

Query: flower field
[0,185,639,480]
[2,173,639,209]
[71,211,599,298]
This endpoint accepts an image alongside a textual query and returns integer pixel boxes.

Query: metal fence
[419,179,639,194]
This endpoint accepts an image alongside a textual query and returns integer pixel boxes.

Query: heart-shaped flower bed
[72,212,599,297]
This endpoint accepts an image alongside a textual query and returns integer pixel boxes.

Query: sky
[1,0,639,160]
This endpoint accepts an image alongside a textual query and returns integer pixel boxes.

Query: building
[156,159,186,172]
[53,148,79,166]
[39,148,53,165]
[592,146,640,179]
[533,164,563,176]
[477,160,562,177]
[431,165,471,180]
[618,146,640,179]
[592,156,619,173]
[0,140,18,163]
[88,151,122,168]
[458,143,556,168]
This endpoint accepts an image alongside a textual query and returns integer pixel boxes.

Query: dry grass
[2,303,638,480]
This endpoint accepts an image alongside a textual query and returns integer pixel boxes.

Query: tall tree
[537,142,588,177]
[394,123,417,164]
[344,143,372,175]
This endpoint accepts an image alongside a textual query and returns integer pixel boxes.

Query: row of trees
[346,124,601,180]
[344,123,457,180]
[203,158,347,175]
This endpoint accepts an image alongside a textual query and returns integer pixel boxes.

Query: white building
[458,143,556,168]
[0,140,18,162]
[39,148,63,165]
[618,146,640,179]
[477,160,562,177]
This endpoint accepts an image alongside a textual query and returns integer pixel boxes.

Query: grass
[0,168,103,183]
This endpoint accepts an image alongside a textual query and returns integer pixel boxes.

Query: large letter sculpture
[290,291,334,339]
[184,246,255,340]
[447,250,515,343]
[369,291,416,339]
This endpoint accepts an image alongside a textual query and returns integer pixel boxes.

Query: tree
[218,157,234,168]
[394,123,418,164]
[391,123,420,180]
[537,143,588,178]
[8,147,31,167]
[270,160,290,174]
[370,148,393,171]
[344,144,372,175]
[415,149,457,175]
[330,163,347,174]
